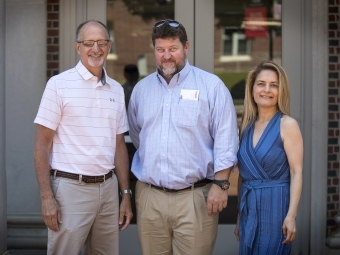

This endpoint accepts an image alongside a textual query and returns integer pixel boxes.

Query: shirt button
[166,104,169,107]
[162,154,165,156]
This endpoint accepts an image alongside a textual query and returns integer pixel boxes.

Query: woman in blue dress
[234,61,303,254]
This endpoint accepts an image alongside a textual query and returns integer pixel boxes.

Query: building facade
[0,0,338,254]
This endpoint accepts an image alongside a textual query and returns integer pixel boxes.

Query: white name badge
[180,89,199,101]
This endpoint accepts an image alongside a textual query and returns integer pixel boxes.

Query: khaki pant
[48,175,119,255]
[136,181,219,255]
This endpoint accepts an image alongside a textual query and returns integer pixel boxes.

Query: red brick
[328,146,334,153]
[330,210,338,218]
[47,30,58,36]
[47,45,58,52]
[47,0,59,4]
[48,62,58,69]
[47,13,59,20]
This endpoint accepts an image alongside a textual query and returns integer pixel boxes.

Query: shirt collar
[76,61,107,86]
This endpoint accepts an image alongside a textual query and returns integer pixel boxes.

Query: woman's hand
[282,216,296,244]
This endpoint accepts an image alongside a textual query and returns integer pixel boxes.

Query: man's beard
[157,57,186,80]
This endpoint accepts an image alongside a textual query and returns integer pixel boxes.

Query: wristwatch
[212,179,230,190]
[120,189,132,197]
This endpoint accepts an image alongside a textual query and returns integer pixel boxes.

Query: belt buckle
[162,187,167,192]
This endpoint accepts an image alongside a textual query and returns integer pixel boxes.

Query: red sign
[244,7,267,38]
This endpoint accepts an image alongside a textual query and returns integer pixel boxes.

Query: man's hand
[206,184,228,216]
[118,195,133,231]
[41,196,62,231]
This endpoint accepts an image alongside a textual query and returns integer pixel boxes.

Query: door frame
[58,0,328,254]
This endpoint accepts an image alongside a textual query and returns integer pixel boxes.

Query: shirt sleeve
[127,85,140,149]
[210,80,239,172]
[116,106,129,135]
[34,78,62,130]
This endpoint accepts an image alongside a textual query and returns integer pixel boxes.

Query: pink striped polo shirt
[34,61,129,175]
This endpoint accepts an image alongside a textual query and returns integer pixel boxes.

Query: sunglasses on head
[154,19,181,28]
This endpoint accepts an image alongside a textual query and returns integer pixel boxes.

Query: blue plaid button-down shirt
[128,61,238,189]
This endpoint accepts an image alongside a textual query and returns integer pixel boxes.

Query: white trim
[219,56,252,62]
[194,0,214,72]
[309,0,328,253]
[59,0,78,73]
[283,0,328,254]
[107,53,118,60]
[175,0,194,64]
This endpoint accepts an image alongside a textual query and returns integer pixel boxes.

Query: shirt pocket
[175,99,199,127]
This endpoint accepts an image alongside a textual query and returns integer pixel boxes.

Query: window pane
[107,0,175,225]
[238,39,247,55]
[223,40,232,55]
[214,0,282,224]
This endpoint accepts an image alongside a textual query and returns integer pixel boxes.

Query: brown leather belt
[149,179,212,193]
[50,169,114,184]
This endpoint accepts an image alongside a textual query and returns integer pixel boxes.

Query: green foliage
[215,72,247,90]
[215,72,247,105]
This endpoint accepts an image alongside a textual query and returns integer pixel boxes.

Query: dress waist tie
[239,179,290,248]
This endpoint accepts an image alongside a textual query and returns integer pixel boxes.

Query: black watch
[212,179,230,190]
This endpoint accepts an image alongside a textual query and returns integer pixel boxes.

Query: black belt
[50,169,114,184]
[149,179,212,193]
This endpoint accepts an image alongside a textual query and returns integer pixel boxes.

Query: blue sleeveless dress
[237,111,292,255]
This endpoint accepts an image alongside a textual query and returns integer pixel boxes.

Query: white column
[283,0,328,254]
[194,0,214,73]
[59,0,78,72]
[0,0,7,251]
[59,0,107,73]
[175,0,194,64]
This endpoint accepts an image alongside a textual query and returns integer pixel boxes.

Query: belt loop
[53,169,57,180]
[191,184,194,191]
[104,173,106,183]
[78,174,82,184]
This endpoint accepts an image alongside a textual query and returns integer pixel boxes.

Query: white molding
[59,0,78,72]
[309,0,328,254]
[0,0,6,253]
[175,0,194,64]
[194,0,214,72]
[283,0,328,254]
[59,0,107,73]
[7,214,47,249]
[219,56,252,63]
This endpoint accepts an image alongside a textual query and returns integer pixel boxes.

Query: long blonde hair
[239,60,291,139]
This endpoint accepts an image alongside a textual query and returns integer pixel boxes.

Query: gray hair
[76,20,110,41]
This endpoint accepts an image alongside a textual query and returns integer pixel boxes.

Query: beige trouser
[136,181,219,255]
[48,175,119,255]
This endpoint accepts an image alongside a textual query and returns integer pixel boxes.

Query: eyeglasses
[77,40,110,47]
[154,19,181,28]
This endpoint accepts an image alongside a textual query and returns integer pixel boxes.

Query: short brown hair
[151,19,188,46]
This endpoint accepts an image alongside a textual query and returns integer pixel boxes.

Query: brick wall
[47,0,59,81]
[327,0,340,235]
